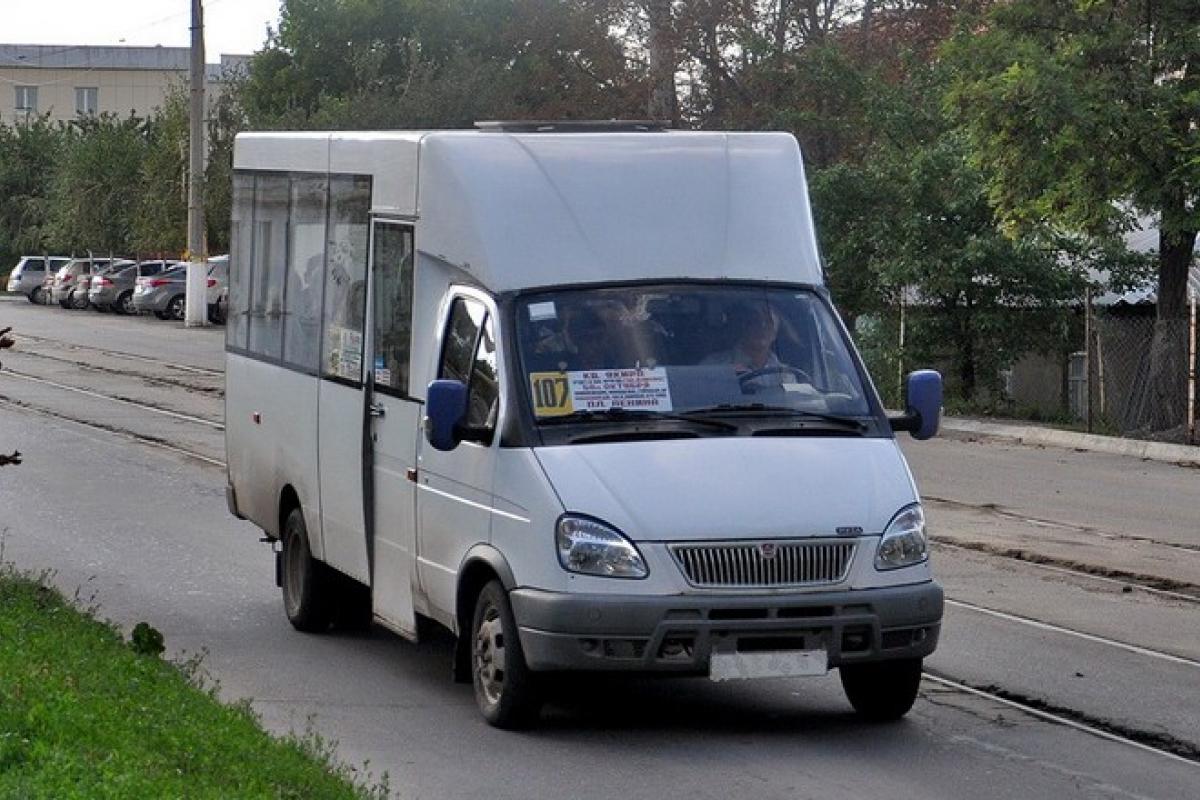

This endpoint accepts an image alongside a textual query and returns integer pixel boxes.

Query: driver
[702,301,783,378]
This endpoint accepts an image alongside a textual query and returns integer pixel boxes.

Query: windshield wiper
[539,407,739,432]
[684,404,868,431]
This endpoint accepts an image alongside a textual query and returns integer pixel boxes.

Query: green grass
[0,566,389,800]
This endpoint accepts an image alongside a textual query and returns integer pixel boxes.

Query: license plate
[709,649,828,682]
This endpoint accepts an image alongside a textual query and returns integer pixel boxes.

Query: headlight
[556,516,648,579]
[875,504,929,570]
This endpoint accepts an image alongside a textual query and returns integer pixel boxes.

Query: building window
[75,87,98,115]
[15,86,37,113]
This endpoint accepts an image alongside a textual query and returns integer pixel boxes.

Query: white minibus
[224,122,945,728]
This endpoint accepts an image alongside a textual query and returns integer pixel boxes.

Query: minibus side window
[230,176,252,341]
[438,297,499,435]
[321,176,371,382]
[466,316,498,430]
[283,175,327,372]
[439,298,484,384]
[248,175,288,359]
[370,225,414,394]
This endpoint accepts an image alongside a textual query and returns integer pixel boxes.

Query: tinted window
[228,172,254,349]
[370,224,414,394]
[248,175,288,359]
[439,298,484,384]
[466,315,498,429]
[320,175,370,381]
[283,175,326,372]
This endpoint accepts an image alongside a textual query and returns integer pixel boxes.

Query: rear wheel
[840,658,923,721]
[280,507,335,633]
[167,294,185,321]
[472,580,541,728]
[71,290,89,310]
[116,291,134,315]
[28,287,44,304]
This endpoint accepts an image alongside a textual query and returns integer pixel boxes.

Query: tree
[132,87,190,255]
[47,115,148,255]
[947,0,1200,431]
[812,59,1086,402]
[0,116,68,265]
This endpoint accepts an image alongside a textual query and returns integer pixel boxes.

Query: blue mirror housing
[903,370,942,440]
[425,379,468,451]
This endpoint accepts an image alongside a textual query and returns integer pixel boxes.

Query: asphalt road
[2,295,1198,799]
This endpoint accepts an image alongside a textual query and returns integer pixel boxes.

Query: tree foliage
[947,0,1200,427]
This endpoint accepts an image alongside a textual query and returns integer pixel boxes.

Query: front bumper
[512,581,942,672]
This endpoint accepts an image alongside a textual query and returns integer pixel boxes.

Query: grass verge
[0,565,388,799]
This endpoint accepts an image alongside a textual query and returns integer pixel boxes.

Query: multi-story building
[0,44,249,124]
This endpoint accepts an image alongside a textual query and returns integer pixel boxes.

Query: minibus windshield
[515,284,873,429]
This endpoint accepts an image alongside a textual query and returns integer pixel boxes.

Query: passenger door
[365,220,421,637]
[416,293,502,620]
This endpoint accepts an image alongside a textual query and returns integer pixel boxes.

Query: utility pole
[185,0,208,326]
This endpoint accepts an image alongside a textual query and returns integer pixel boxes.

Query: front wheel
[472,580,541,728]
[28,287,44,304]
[116,291,134,315]
[840,658,923,721]
[280,507,335,633]
[71,291,89,310]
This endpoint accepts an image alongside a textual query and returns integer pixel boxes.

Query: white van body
[225,127,942,725]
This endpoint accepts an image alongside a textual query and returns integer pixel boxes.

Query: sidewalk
[940,415,1200,467]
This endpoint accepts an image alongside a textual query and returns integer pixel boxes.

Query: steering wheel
[738,364,814,390]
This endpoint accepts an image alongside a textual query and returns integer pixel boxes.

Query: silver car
[205,255,229,323]
[50,258,118,308]
[133,261,226,321]
[6,256,71,303]
[89,260,176,314]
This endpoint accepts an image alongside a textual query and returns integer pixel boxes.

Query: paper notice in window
[530,367,674,417]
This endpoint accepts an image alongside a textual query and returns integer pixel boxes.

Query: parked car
[89,260,176,314]
[50,258,118,308]
[206,255,229,323]
[73,260,135,310]
[134,260,227,321]
[6,256,71,303]
[132,266,187,319]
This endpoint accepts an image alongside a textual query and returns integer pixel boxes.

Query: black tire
[28,287,43,304]
[840,658,923,721]
[116,291,134,315]
[154,310,170,320]
[280,507,335,633]
[471,580,541,728]
[91,302,107,312]
[71,290,89,310]
[167,295,185,321]
[58,297,71,309]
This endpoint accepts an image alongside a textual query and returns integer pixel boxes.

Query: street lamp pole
[185,0,208,327]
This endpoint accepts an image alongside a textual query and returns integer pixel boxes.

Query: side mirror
[890,370,942,440]
[425,379,468,451]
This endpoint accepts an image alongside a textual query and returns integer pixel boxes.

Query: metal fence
[1081,303,1198,443]
[857,295,1199,445]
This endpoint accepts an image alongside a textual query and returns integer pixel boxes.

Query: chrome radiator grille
[669,540,856,588]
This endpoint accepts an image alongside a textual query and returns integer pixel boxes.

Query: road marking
[945,597,1200,669]
[1,368,224,430]
[923,673,1200,768]
[934,540,1200,604]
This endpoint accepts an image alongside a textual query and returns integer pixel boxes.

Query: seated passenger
[702,302,782,374]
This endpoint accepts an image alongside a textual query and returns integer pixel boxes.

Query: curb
[939,416,1200,467]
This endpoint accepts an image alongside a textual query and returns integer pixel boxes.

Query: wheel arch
[452,545,517,683]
